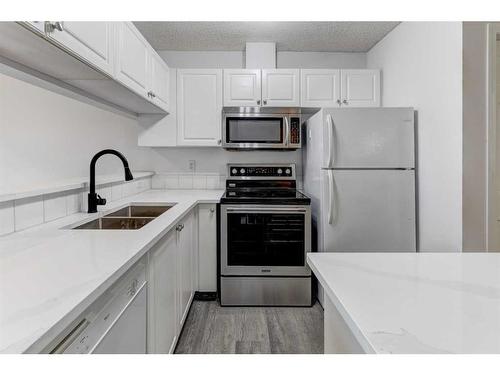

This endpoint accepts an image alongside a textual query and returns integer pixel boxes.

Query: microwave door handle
[284,117,290,147]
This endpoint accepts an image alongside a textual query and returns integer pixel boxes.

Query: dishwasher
[50,262,147,354]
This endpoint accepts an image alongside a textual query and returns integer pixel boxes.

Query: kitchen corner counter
[0,189,223,354]
[307,252,500,354]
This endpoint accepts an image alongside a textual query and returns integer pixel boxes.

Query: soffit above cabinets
[134,21,400,52]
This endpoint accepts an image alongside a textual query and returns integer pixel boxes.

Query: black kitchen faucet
[88,149,133,213]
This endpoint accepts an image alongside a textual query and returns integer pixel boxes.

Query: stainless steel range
[219,163,312,306]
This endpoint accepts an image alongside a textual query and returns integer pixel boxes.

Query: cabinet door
[300,69,341,107]
[177,69,223,146]
[46,22,115,76]
[198,204,217,292]
[223,69,261,106]
[115,22,150,98]
[177,211,197,330]
[261,69,300,107]
[340,69,380,107]
[148,229,178,354]
[149,51,170,111]
[24,21,45,35]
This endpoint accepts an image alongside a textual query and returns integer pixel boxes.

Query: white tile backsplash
[111,184,123,201]
[178,175,193,189]
[206,175,220,189]
[14,197,44,231]
[165,175,179,189]
[66,192,80,215]
[0,201,15,236]
[2,176,152,236]
[43,193,67,222]
[193,175,207,189]
[153,173,224,190]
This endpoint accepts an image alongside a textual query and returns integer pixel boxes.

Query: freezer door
[322,108,415,168]
[321,169,416,252]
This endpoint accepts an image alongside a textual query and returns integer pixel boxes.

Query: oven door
[220,205,311,276]
[222,114,289,149]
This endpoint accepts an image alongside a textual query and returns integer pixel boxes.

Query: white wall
[462,23,488,252]
[0,72,154,193]
[159,50,366,69]
[367,22,463,252]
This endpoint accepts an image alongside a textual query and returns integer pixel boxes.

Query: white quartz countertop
[307,253,500,354]
[0,189,223,353]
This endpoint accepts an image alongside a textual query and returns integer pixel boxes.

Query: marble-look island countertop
[0,189,223,354]
[307,253,500,354]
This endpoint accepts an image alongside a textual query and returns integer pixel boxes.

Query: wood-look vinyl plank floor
[174,300,324,354]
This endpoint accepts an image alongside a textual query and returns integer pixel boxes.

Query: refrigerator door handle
[327,169,335,225]
[326,114,335,168]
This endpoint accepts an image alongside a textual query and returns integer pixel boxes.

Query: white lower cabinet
[198,204,217,292]
[147,229,178,354]
[147,208,199,354]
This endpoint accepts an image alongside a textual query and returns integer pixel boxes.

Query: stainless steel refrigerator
[303,108,417,257]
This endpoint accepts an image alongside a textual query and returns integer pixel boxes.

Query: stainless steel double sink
[71,203,175,230]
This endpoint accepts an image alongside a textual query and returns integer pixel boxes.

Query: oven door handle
[225,207,308,213]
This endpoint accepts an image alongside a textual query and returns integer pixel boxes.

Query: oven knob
[240,168,245,174]
[232,168,237,175]
[285,168,291,174]
[277,169,282,174]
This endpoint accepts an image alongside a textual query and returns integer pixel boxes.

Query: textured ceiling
[134,22,399,52]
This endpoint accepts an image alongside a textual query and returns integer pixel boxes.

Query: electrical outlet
[188,160,196,172]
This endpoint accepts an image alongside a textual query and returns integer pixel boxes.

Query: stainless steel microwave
[222,107,302,150]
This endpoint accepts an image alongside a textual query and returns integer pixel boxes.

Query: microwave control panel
[289,117,301,145]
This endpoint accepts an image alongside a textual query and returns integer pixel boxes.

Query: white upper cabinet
[115,22,150,98]
[149,50,170,112]
[300,69,341,108]
[340,69,380,107]
[46,22,115,76]
[261,69,300,107]
[177,69,223,147]
[223,69,261,106]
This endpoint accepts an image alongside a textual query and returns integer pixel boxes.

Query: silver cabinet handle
[45,21,64,33]
[256,99,261,105]
[151,92,156,98]
[336,99,342,105]
[217,139,222,145]
[263,100,267,105]
[342,99,348,105]
[209,207,215,213]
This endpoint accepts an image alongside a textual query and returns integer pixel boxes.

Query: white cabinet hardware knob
[263,100,267,105]
[257,100,261,105]
[342,99,348,105]
[336,99,342,105]
[210,208,215,213]
[217,139,222,145]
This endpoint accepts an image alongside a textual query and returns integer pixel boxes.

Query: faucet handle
[96,194,106,206]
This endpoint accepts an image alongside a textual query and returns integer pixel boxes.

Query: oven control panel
[228,164,295,179]
[289,117,301,145]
